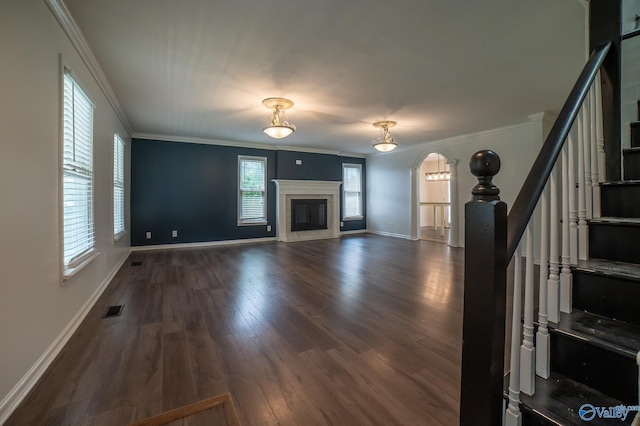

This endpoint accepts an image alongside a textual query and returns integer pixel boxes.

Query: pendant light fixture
[262,97,296,139]
[371,120,398,152]
[425,154,451,181]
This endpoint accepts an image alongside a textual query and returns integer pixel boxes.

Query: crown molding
[528,111,558,124]
[132,132,365,157]
[44,0,132,135]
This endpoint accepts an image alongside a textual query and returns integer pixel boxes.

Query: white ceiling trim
[132,132,364,157]
[44,0,132,135]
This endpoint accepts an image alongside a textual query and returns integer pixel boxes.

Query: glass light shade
[372,141,397,152]
[263,125,295,139]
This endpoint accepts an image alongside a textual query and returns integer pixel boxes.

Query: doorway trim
[409,151,459,246]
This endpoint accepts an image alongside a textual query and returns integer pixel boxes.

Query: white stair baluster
[583,92,593,220]
[548,165,561,323]
[595,71,606,182]
[577,107,589,261]
[520,221,536,395]
[537,183,550,378]
[590,82,601,218]
[505,246,523,426]
[561,144,573,313]
[568,128,578,265]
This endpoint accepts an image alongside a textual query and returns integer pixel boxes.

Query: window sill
[63,250,100,282]
[237,221,268,227]
[343,216,364,221]
[113,230,127,242]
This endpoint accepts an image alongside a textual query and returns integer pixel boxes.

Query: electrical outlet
[295,159,302,165]
[267,225,272,232]
[389,222,393,229]
[172,230,178,238]
[146,231,151,239]
[340,221,344,227]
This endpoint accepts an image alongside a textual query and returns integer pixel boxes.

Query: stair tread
[600,180,640,186]
[550,311,640,359]
[589,216,640,225]
[575,258,640,281]
[504,372,635,425]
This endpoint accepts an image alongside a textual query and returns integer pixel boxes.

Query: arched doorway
[419,153,451,243]
[409,151,459,246]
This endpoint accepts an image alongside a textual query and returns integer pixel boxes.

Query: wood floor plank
[162,282,184,335]
[215,334,280,426]
[162,331,197,411]
[7,235,470,425]
[124,323,163,422]
[142,283,164,324]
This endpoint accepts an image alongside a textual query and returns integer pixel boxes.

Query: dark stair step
[623,147,640,180]
[631,121,640,148]
[589,218,640,264]
[573,259,640,326]
[600,180,640,218]
[549,310,640,405]
[503,372,635,425]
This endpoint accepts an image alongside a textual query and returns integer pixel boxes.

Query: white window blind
[63,71,95,269]
[343,164,363,219]
[238,156,266,224]
[113,134,125,237]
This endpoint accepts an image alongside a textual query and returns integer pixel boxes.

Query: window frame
[342,163,364,220]
[113,133,126,241]
[237,155,268,226]
[60,65,98,279]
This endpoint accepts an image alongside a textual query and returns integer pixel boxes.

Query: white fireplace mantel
[272,179,342,242]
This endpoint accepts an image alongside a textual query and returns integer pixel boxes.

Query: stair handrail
[505,41,611,261]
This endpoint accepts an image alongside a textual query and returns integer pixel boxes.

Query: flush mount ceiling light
[371,120,398,152]
[262,97,296,139]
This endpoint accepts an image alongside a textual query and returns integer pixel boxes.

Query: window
[113,134,125,238]
[342,163,363,219]
[238,156,267,224]
[62,70,95,272]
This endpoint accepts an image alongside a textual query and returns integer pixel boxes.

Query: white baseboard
[0,250,130,424]
[340,229,368,235]
[130,237,277,252]
[368,230,412,240]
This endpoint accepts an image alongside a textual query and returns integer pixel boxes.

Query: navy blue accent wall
[339,156,367,231]
[276,151,341,181]
[130,140,366,246]
[130,139,277,246]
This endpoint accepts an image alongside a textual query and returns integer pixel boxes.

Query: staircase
[458,3,640,424]
[510,105,640,425]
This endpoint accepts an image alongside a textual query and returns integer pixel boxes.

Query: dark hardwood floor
[7,234,468,425]
[419,226,451,245]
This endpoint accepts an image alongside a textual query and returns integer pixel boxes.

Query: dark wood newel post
[460,150,508,425]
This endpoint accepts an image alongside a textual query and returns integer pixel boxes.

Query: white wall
[367,114,556,247]
[0,0,130,419]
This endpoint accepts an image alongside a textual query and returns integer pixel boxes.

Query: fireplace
[272,179,342,242]
[291,199,327,231]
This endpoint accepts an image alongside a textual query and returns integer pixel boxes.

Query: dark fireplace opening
[291,198,327,231]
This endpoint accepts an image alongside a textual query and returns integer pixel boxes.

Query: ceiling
[64,0,587,155]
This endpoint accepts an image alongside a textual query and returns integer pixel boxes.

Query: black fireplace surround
[291,198,328,231]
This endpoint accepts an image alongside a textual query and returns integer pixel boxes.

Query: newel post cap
[469,150,501,201]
